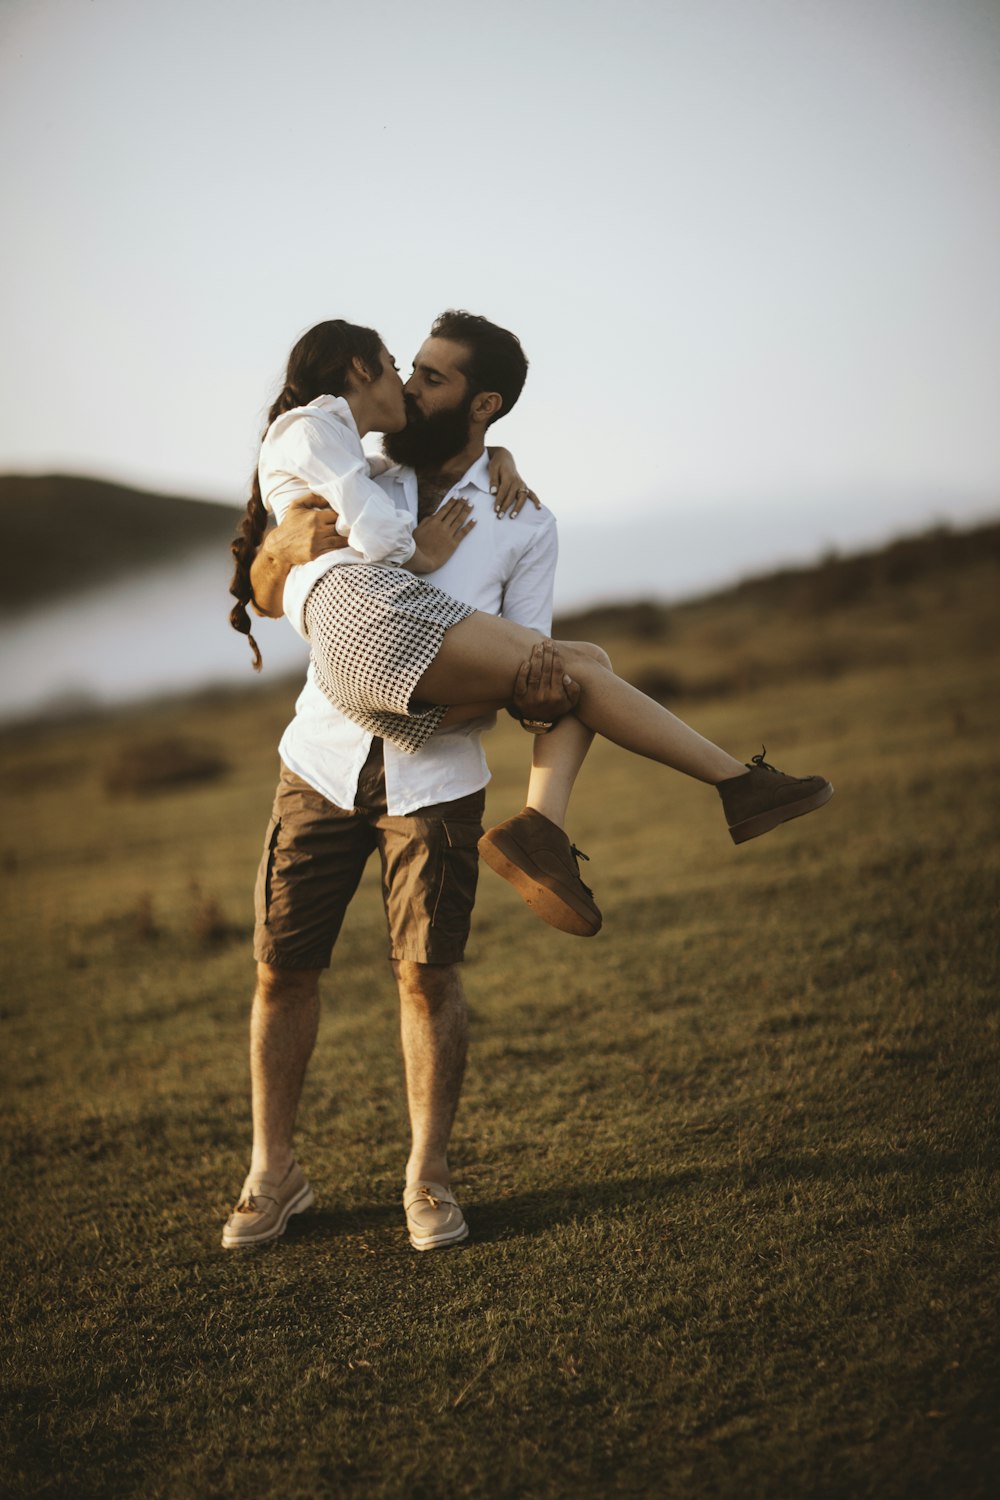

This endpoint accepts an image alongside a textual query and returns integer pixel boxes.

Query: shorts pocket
[430,819,482,931]
[254,816,282,928]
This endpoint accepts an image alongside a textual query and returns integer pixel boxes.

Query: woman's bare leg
[424,622,831,935]
[439,642,595,827]
[436,706,593,829]
[520,641,602,826]
[526,715,594,827]
[415,613,746,785]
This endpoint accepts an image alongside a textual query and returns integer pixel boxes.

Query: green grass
[2,537,999,1498]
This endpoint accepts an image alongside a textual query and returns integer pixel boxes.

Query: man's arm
[249,498,346,618]
[497,513,579,725]
[250,493,477,619]
[498,511,559,634]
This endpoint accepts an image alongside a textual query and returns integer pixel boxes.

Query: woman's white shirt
[258,394,416,636]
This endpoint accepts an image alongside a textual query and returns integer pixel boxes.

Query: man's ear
[471,391,502,425]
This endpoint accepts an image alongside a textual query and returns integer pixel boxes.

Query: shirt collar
[307,394,360,440]
[387,450,491,494]
[459,450,492,494]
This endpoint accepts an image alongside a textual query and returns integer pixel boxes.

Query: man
[222,311,595,1252]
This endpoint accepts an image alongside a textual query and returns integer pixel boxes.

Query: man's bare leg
[248,963,321,1179]
[222,963,321,1247]
[395,959,470,1249]
[394,960,468,1189]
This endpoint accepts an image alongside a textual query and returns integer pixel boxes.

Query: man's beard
[382,393,473,470]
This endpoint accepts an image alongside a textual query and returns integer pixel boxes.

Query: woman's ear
[350,354,373,386]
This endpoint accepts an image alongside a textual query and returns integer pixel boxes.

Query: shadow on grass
[469,1174,694,1242]
[281,1140,971,1251]
[283,1178,689,1250]
[293,1202,401,1241]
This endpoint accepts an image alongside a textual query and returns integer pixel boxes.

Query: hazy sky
[2,0,999,547]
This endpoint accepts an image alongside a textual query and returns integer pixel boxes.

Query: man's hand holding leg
[510,639,581,729]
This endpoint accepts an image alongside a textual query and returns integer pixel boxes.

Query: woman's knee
[559,639,613,673]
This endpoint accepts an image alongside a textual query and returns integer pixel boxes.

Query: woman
[229,320,833,932]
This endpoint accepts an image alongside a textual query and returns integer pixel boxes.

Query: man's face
[404,337,472,420]
[382,337,474,469]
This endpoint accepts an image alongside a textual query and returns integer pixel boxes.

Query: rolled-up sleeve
[266,413,416,565]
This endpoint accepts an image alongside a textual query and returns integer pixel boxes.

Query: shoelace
[750,746,777,772]
[418,1186,441,1210]
[569,843,595,898]
[235,1191,259,1215]
[749,747,806,784]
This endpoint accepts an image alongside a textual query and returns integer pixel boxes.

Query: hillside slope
[555,518,1000,635]
[0,491,997,1500]
[0,474,241,614]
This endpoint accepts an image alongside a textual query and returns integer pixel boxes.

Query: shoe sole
[221,1183,315,1249]
[477,832,602,937]
[408,1220,470,1252]
[728,782,834,845]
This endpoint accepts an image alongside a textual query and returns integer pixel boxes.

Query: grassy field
[2,529,999,1498]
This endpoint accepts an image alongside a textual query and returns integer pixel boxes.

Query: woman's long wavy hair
[228,319,384,670]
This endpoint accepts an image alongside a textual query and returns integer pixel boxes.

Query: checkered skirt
[303,564,474,754]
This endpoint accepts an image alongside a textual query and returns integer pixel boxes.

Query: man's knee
[392,960,464,1011]
[255,961,321,1007]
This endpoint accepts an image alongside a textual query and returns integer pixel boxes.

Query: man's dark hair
[430,310,528,426]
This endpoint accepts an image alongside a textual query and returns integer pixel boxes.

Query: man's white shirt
[277,450,558,815]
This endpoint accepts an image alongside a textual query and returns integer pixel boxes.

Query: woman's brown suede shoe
[478,808,603,937]
[717,750,833,844]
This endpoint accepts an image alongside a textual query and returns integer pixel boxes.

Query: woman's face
[369,347,407,432]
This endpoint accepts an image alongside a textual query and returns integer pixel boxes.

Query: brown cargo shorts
[252,743,486,969]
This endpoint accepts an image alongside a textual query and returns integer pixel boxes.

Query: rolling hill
[3,472,998,658]
[0,474,241,614]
